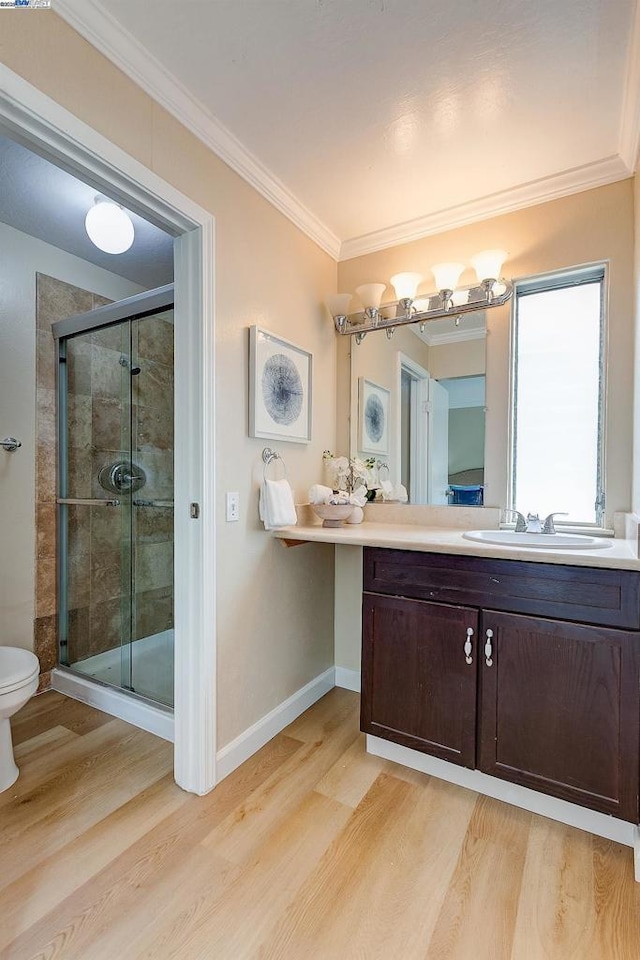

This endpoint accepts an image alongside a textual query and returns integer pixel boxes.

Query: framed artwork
[359,378,390,455]
[249,326,312,443]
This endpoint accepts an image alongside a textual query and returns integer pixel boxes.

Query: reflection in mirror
[349,311,486,505]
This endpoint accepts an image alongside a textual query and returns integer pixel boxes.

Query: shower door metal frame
[0,62,217,795]
[54,285,175,700]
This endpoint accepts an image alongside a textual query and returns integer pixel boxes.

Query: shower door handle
[57,498,120,507]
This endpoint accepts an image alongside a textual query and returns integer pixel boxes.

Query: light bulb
[390,272,423,302]
[85,198,134,254]
[470,249,507,282]
[325,293,353,319]
[430,262,465,293]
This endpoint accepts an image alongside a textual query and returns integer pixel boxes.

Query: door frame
[0,64,217,794]
[397,352,429,503]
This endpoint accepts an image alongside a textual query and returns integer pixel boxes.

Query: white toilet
[0,646,40,792]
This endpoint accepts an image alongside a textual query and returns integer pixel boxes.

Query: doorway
[0,64,216,794]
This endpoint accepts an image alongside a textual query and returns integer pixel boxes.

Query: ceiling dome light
[85,197,134,254]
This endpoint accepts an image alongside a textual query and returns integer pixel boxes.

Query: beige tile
[67,504,92,558]
[36,329,57,391]
[135,403,174,453]
[134,586,173,640]
[34,615,58,672]
[92,397,126,452]
[66,337,93,397]
[36,556,56,619]
[68,552,91,609]
[36,388,56,446]
[91,548,125,604]
[90,597,124,656]
[134,541,173,593]
[92,323,124,353]
[92,345,125,400]
[91,505,126,551]
[36,441,57,504]
[137,316,174,366]
[135,504,173,544]
[135,449,174,500]
[36,273,93,330]
[68,449,93,500]
[66,605,91,663]
[36,502,56,559]
[132,359,173,412]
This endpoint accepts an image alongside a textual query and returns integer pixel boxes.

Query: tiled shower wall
[34,275,174,689]
[34,273,112,690]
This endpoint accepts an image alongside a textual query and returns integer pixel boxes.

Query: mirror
[349,312,486,505]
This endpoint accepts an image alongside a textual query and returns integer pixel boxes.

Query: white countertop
[273,521,640,570]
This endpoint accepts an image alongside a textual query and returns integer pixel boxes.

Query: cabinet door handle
[464,627,474,665]
[484,629,494,667]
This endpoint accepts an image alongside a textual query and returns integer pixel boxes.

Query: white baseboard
[368,735,636,849]
[334,666,361,693]
[216,667,335,782]
[51,667,174,742]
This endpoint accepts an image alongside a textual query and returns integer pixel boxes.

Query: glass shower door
[129,309,174,704]
[57,299,174,707]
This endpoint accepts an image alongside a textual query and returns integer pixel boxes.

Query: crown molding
[54,0,342,260]
[54,0,635,264]
[619,0,640,172]
[339,155,631,261]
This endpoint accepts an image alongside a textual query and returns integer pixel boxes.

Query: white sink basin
[463,530,613,550]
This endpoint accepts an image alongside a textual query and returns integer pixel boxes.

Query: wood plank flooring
[2,688,640,959]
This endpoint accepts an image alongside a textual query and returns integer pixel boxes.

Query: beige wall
[0,221,141,652]
[634,173,640,514]
[339,180,635,522]
[0,14,338,747]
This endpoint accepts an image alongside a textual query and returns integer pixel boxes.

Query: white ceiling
[0,134,174,288]
[56,0,640,260]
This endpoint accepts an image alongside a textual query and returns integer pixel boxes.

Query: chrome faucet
[525,512,543,533]
[504,509,568,534]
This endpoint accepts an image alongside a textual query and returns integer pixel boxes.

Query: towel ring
[377,460,390,481]
[262,447,287,481]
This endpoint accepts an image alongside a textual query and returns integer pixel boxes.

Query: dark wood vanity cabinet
[361,548,640,823]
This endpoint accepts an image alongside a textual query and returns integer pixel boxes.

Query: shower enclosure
[53,286,174,708]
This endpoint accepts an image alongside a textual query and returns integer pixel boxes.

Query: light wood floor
[3,688,640,959]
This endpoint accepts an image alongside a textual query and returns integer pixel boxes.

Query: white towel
[380,480,394,499]
[308,484,334,505]
[259,478,298,530]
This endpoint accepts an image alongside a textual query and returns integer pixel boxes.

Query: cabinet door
[478,611,640,821]
[361,594,479,767]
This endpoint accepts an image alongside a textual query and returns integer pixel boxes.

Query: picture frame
[358,377,390,455]
[249,326,312,443]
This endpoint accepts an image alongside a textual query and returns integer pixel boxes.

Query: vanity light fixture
[85,196,135,255]
[326,249,511,342]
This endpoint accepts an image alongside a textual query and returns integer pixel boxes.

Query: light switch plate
[226,491,240,522]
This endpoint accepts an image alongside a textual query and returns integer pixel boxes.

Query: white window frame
[508,263,608,530]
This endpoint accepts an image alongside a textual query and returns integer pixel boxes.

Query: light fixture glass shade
[470,249,507,282]
[390,272,423,301]
[85,198,135,254]
[431,262,465,292]
[451,289,469,307]
[355,283,387,310]
[325,293,353,318]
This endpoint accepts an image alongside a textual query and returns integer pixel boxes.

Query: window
[511,266,605,526]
